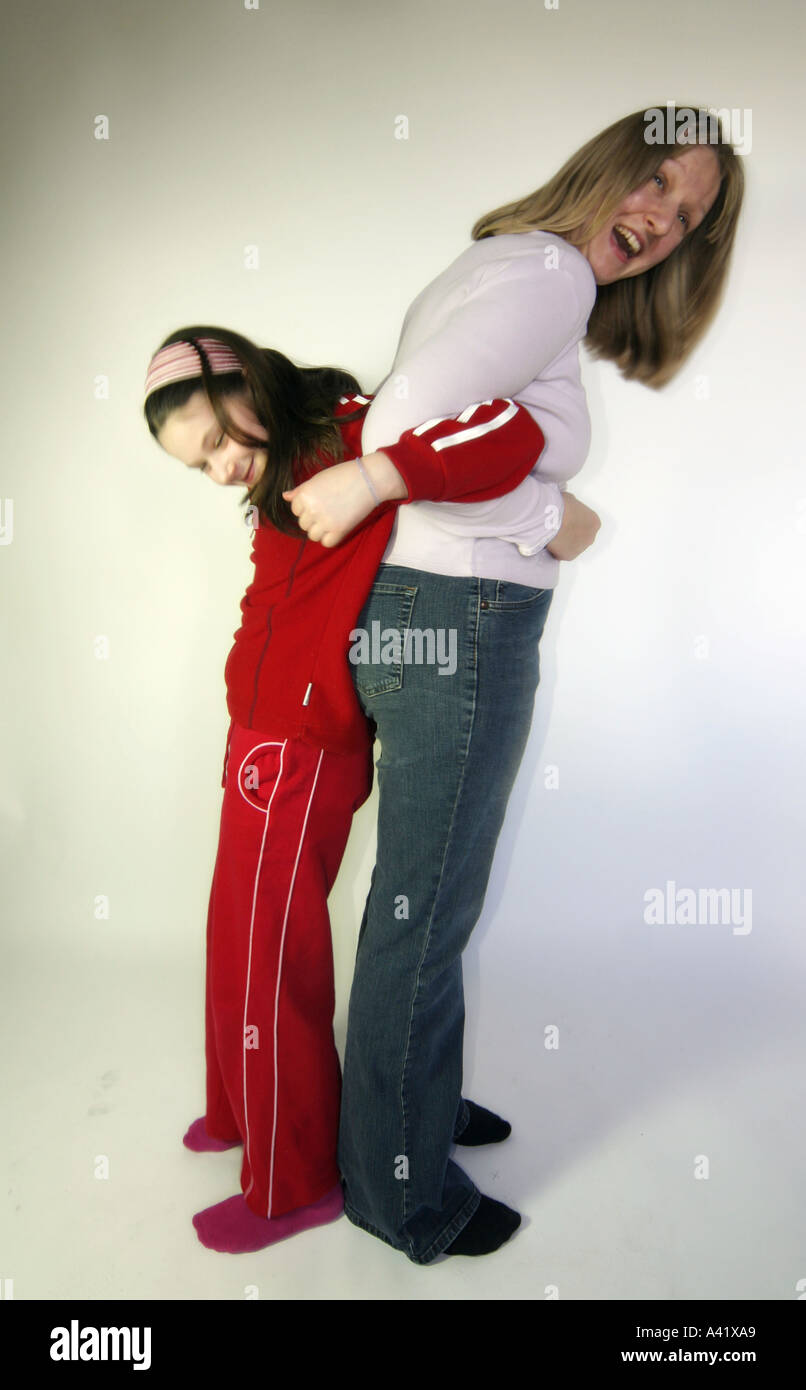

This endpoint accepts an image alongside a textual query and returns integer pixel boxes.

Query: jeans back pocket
[483,580,549,610]
[349,581,419,698]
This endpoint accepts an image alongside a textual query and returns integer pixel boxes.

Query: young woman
[142,330,570,1252]
[285,105,745,1264]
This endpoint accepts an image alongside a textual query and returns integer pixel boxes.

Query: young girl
[286,105,745,1263]
[143,329,569,1252]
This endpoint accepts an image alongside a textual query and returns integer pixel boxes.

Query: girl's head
[472,105,745,386]
[143,328,366,534]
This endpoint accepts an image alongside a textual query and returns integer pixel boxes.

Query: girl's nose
[213,448,241,485]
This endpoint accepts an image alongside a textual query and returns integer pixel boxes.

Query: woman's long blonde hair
[471,105,745,387]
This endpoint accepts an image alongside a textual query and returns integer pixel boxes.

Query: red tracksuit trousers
[203,719,372,1219]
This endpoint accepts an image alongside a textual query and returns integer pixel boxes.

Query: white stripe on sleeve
[427,400,521,452]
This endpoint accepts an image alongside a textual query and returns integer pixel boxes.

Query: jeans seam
[453,1098,471,1139]
[418,1188,481,1263]
[398,581,481,1232]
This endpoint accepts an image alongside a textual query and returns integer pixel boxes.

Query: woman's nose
[644,206,673,238]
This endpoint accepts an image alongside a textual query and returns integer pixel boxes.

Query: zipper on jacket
[247,536,307,727]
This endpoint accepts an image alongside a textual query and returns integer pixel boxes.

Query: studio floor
[2,945,802,1303]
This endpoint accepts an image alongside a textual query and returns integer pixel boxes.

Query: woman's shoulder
[454,229,594,290]
[417,234,595,346]
[407,232,595,329]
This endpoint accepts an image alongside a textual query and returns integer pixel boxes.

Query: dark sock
[443,1194,521,1257]
[454,1100,511,1146]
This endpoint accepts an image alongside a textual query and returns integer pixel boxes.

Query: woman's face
[156,388,269,488]
[578,146,722,285]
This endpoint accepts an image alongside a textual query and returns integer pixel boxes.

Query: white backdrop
[2,0,804,1303]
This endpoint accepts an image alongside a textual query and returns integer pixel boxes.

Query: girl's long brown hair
[471,105,745,387]
[143,326,368,535]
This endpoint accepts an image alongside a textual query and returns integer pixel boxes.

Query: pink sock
[192,1185,344,1253]
[183,1116,242,1152]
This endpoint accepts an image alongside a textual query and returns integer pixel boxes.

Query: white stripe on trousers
[236,739,326,1217]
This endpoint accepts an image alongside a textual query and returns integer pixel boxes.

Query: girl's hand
[282,451,407,547]
[545,491,602,560]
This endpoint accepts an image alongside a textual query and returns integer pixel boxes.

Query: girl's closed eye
[200,433,225,473]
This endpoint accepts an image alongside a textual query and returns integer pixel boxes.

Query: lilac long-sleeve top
[360,229,598,588]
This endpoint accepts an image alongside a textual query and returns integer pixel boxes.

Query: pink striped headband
[143,337,244,403]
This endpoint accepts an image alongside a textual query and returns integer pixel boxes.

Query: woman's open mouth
[611,224,643,261]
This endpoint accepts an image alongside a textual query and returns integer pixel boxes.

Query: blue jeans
[337,564,554,1263]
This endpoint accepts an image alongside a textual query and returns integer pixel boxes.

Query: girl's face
[578,145,722,285]
[156,389,269,488]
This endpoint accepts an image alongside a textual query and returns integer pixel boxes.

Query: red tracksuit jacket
[224,393,547,753]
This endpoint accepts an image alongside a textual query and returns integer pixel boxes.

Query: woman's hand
[282,451,407,547]
[545,491,602,560]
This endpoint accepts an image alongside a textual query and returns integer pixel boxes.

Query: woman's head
[575,142,722,285]
[471,106,745,386]
[142,328,365,533]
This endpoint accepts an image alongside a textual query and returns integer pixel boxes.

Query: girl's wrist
[358,450,409,503]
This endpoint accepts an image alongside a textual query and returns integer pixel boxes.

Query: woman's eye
[654,172,688,230]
